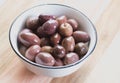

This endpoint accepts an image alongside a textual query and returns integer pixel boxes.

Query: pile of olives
[18,15,90,66]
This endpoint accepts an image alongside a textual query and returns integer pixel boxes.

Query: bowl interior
[9,4,97,68]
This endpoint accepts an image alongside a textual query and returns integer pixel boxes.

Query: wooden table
[0,0,120,83]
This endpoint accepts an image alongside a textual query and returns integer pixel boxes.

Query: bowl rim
[9,4,97,69]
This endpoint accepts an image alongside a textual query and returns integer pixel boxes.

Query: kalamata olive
[52,45,66,58]
[19,45,27,55]
[41,46,53,53]
[50,33,61,46]
[62,36,75,52]
[42,19,58,35]
[35,52,55,66]
[54,59,64,66]
[18,29,41,47]
[64,52,79,65]
[25,45,41,61]
[40,38,50,47]
[73,31,90,43]
[67,19,78,31]
[37,26,47,37]
[39,15,56,25]
[57,15,67,25]
[59,23,73,37]
[74,43,88,57]
[26,16,39,30]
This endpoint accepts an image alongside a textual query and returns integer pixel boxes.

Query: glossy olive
[25,45,41,61]
[26,16,39,30]
[41,46,53,53]
[40,38,50,47]
[73,31,90,43]
[62,36,75,52]
[67,19,78,31]
[18,29,40,47]
[57,15,67,25]
[59,23,73,37]
[50,33,61,46]
[35,52,55,66]
[74,43,88,57]
[39,15,56,25]
[64,52,79,65]
[42,19,58,35]
[52,45,66,58]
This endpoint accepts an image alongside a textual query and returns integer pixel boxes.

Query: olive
[39,15,56,25]
[74,43,88,57]
[26,16,39,30]
[37,26,46,37]
[54,59,64,66]
[57,15,67,25]
[41,46,53,53]
[59,23,73,37]
[40,38,50,47]
[52,45,66,58]
[19,45,27,56]
[62,36,75,52]
[42,19,58,35]
[73,31,90,43]
[64,52,79,65]
[50,33,61,46]
[25,45,41,61]
[35,52,55,66]
[18,29,40,47]
[67,19,78,31]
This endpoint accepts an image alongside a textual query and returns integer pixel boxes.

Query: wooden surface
[0,0,120,83]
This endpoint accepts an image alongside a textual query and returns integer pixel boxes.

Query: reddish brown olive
[26,16,39,30]
[74,43,88,57]
[59,23,73,37]
[42,19,58,35]
[18,29,40,47]
[52,45,66,58]
[67,19,78,31]
[62,36,75,52]
[40,38,50,47]
[54,59,64,66]
[73,31,90,43]
[39,15,56,25]
[41,46,53,53]
[50,33,61,46]
[57,15,67,25]
[35,52,55,66]
[37,26,46,37]
[64,52,79,65]
[25,45,41,61]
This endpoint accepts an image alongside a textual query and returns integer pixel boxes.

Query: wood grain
[1,0,120,83]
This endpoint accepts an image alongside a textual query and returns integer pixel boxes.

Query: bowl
[9,4,97,77]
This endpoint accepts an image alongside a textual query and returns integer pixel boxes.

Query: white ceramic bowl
[9,4,97,77]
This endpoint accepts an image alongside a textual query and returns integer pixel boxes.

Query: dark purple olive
[54,59,64,66]
[52,45,66,58]
[67,19,78,31]
[18,29,40,47]
[73,31,90,43]
[64,52,79,65]
[74,43,88,57]
[50,33,61,46]
[40,38,50,47]
[35,52,55,66]
[37,26,46,37]
[57,15,67,25]
[25,45,41,61]
[42,19,58,35]
[39,15,56,25]
[26,16,39,30]
[59,23,73,37]
[62,36,75,52]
